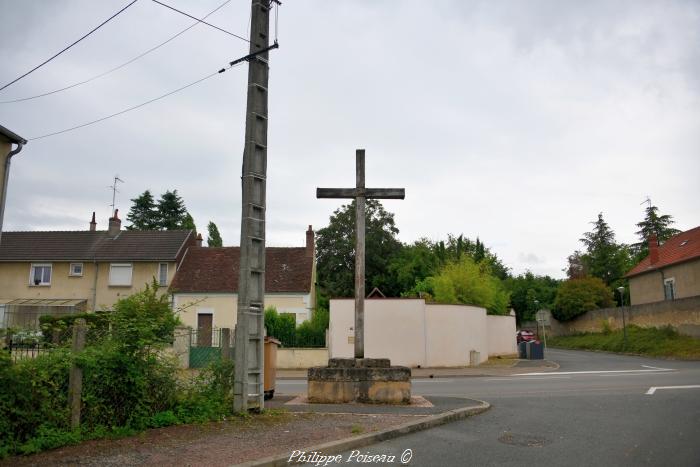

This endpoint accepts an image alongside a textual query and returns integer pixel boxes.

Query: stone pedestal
[307,358,411,404]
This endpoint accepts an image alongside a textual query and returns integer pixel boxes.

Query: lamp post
[617,286,627,349]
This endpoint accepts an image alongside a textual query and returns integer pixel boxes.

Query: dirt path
[3,412,425,466]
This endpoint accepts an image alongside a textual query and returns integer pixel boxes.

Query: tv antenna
[640,196,652,209]
[108,175,124,215]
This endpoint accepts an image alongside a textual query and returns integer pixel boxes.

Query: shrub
[414,257,511,314]
[264,307,296,347]
[0,281,236,457]
[552,277,613,321]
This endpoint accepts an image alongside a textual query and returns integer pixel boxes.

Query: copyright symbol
[400,449,413,464]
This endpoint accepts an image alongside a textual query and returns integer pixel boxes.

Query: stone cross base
[307,358,411,404]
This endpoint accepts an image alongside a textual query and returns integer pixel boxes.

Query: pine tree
[633,204,681,260]
[126,190,158,230]
[182,213,196,231]
[157,190,188,230]
[579,212,630,286]
[207,221,223,247]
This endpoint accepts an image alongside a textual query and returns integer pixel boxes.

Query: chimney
[649,234,659,265]
[196,233,203,247]
[89,211,97,231]
[107,209,121,237]
[306,225,314,258]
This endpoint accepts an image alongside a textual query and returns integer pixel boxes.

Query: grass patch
[548,325,700,359]
[351,424,364,435]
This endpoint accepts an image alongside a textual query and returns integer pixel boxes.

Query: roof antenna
[640,196,652,209]
[108,175,124,216]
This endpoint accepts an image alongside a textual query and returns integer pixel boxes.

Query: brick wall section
[522,295,700,338]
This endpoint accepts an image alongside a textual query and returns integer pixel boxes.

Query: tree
[504,272,560,323]
[415,257,511,315]
[126,190,158,230]
[563,250,588,279]
[579,213,630,286]
[207,221,223,247]
[182,213,196,232]
[388,238,441,294]
[157,190,189,230]
[552,277,614,321]
[632,203,681,260]
[316,200,403,298]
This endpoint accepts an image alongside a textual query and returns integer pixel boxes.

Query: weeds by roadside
[548,325,700,359]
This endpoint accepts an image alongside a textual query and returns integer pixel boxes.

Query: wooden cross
[317,149,405,358]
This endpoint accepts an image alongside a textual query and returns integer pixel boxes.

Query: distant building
[170,226,316,331]
[625,227,700,305]
[0,211,195,328]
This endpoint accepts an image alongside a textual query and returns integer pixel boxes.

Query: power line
[0,0,233,104]
[27,43,279,141]
[0,0,139,93]
[151,0,249,42]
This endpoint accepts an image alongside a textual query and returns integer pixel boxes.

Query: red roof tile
[170,246,313,294]
[626,226,700,278]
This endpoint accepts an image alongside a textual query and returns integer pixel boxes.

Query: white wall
[330,299,516,367]
[276,348,329,369]
[425,304,488,365]
[487,314,518,356]
[330,299,426,367]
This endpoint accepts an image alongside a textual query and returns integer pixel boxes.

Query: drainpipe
[0,142,24,246]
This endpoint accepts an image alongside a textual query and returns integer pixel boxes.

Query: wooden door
[197,313,213,347]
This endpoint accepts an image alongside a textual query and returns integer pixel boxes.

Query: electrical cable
[0,0,233,104]
[27,43,279,141]
[151,0,248,42]
[0,0,139,93]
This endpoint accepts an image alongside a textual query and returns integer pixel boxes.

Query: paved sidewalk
[276,359,559,379]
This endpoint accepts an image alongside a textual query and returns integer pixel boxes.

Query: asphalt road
[278,349,700,466]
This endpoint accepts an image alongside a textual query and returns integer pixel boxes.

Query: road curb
[234,399,490,467]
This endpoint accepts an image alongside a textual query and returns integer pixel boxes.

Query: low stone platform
[307,358,411,404]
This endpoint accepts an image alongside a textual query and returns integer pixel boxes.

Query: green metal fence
[189,327,224,368]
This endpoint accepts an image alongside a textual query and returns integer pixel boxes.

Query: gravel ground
[2,412,425,466]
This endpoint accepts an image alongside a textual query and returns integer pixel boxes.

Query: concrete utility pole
[317,149,405,358]
[233,0,274,412]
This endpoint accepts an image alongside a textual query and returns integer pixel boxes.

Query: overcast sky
[0,0,698,279]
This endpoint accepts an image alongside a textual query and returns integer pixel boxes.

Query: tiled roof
[170,246,313,294]
[0,230,195,262]
[626,226,700,278]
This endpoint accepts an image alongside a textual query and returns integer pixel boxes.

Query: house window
[69,263,84,277]
[30,264,52,286]
[109,263,133,286]
[158,263,168,286]
[664,278,676,300]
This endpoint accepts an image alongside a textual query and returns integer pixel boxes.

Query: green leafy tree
[504,272,560,323]
[579,213,631,286]
[126,190,158,230]
[207,221,223,247]
[388,238,441,294]
[552,276,614,321]
[415,257,511,314]
[316,200,402,297]
[157,190,189,230]
[632,203,681,261]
